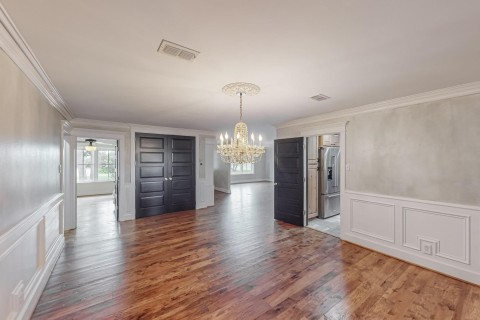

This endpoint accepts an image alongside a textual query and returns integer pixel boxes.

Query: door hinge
[303,177,306,183]
[303,143,305,150]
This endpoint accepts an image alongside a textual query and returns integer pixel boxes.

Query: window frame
[76,146,117,183]
[230,163,255,175]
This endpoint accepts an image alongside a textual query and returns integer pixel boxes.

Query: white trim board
[214,187,231,194]
[230,179,271,184]
[277,81,480,129]
[0,4,72,120]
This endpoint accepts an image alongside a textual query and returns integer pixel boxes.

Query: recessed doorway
[76,137,119,225]
[306,133,341,237]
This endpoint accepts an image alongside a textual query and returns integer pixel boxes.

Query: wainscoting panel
[403,207,470,264]
[343,190,480,285]
[44,203,61,254]
[0,194,64,320]
[350,199,395,243]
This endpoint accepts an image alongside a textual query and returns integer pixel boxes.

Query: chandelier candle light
[217,82,265,165]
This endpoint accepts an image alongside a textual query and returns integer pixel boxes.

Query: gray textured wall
[0,49,63,236]
[346,94,480,205]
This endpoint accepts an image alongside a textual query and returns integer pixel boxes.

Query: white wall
[0,48,65,320]
[276,87,480,285]
[214,152,231,193]
[77,181,115,197]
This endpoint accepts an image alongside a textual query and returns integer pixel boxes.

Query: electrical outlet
[422,243,433,255]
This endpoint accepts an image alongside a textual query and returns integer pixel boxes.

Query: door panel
[140,181,164,193]
[136,134,169,218]
[140,152,164,163]
[140,166,164,178]
[140,195,165,208]
[172,152,193,163]
[172,166,193,176]
[171,138,193,150]
[169,136,195,212]
[274,137,305,226]
[136,133,195,218]
[140,137,165,149]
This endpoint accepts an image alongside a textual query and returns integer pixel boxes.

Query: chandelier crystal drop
[217,82,265,165]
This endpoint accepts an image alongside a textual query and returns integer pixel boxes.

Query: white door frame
[300,121,347,238]
[67,128,127,226]
[62,121,77,230]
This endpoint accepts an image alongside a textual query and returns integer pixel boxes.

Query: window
[77,148,116,182]
[98,150,116,181]
[231,163,254,175]
[77,149,94,182]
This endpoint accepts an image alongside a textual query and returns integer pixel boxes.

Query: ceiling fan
[83,138,116,152]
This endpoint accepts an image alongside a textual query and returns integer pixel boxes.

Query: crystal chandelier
[217,82,265,165]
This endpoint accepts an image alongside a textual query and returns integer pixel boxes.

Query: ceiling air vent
[310,94,330,101]
[157,40,199,61]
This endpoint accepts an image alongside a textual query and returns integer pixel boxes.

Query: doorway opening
[76,137,119,225]
[306,133,341,237]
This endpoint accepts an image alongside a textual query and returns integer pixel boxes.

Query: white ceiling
[3,0,480,131]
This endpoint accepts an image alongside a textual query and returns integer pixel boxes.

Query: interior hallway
[32,183,480,319]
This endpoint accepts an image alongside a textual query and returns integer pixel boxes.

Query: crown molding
[71,118,131,130]
[276,81,480,129]
[72,118,217,137]
[130,122,217,137]
[0,4,73,120]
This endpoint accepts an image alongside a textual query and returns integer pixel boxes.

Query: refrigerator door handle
[324,193,339,198]
[331,155,337,186]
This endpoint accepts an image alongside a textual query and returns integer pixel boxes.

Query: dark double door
[274,137,305,226]
[135,133,195,218]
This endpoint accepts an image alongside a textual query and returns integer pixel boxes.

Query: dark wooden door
[169,136,196,212]
[274,137,305,226]
[135,133,195,219]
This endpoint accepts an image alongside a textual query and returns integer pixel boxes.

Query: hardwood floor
[32,183,480,319]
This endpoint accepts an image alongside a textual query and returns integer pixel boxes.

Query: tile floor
[307,214,341,238]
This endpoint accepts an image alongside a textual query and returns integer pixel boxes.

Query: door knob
[164,177,168,181]
[274,182,278,186]
[169,177,172,180]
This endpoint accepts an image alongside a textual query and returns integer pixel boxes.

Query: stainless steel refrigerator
[319,146,341,219]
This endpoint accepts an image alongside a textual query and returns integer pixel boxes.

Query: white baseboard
[214,187,231,194]
[342,190,480,285]
[230,179,272,184]
[0,194,65,320]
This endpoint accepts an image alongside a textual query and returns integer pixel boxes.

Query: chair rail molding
[0,4,72,120]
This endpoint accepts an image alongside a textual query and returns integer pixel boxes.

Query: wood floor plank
[31,184,480,319]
